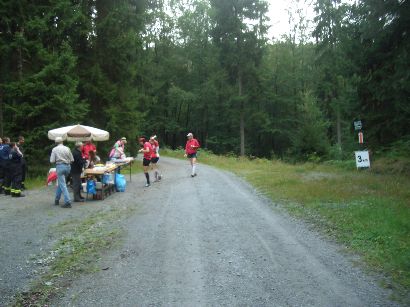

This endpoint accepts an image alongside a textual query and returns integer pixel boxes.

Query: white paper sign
[354,120,362,130]
[355,151,370,168]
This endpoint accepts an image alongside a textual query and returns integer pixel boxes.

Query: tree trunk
[203,104,208,148]
[240,109,245,156]
[185,104,190,128]
[17,28,24,80]
[336,106,342,150]
[0,87,3,136]
[238,70,245,156]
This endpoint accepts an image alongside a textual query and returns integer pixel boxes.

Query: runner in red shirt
[184,132,200,177]
[149,135,162,181]
[138,136,153,187]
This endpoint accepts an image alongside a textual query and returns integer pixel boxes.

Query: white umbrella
[48,124,110,142]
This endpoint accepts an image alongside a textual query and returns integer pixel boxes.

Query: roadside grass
[26,176,47,189]
[163,148,410,301]
[25,165,50,189]
[13,206,135,306]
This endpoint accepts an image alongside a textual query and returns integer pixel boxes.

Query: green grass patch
[12,206,135,306]
[26,176,47,189]
[130,160,143,174]
[163,149,410,301]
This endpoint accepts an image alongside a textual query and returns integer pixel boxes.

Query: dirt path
[0,157,397,306]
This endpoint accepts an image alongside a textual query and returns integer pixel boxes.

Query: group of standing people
[1,130,200,204]
[50,138,101,208]
[49,131,199,207]
[0,136,27,197]
[49,135,131,207]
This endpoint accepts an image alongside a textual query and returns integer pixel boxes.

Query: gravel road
[0,157,398,306]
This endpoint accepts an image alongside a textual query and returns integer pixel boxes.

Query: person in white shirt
[50,137,74,208]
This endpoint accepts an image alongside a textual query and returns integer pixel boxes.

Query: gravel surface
[0,157,398,306]
[0,171,124,306]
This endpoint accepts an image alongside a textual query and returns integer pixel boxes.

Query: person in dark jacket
[17,136,28,190]
[71,141,86,202]
[0,137,3,193]
[9,142,25,197]
[0,137,11,195]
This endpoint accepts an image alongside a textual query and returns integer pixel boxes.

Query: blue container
[115,173,126,192]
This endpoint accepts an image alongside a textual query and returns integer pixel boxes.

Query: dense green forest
[0,0,409,164]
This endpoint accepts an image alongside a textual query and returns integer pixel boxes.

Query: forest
[0,0,409,165]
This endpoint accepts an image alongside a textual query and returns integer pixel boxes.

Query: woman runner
[149,135,162,181]
[138,136,153,187]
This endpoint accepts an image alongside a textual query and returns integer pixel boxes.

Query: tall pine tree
[210,0,269,155]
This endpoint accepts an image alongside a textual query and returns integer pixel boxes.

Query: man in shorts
[184,132,200,177]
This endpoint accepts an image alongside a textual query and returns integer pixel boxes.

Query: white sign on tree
[354,120,362,131]
[355,151,371,169]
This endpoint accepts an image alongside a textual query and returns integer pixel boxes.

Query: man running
[184,132,200,177]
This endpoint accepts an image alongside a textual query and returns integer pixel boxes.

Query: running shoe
[145,183,150,187]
